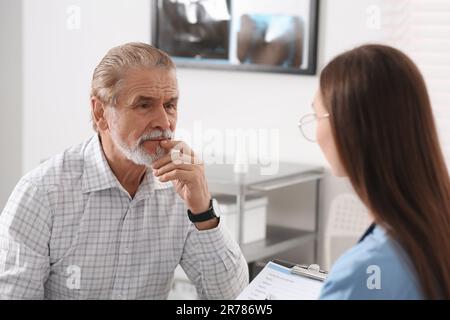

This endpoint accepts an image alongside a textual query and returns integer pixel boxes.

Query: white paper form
[237,262,323,300]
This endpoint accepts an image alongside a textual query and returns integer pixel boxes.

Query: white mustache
[138,130,173,145]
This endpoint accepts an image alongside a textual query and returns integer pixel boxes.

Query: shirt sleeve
[0,178,52,299]
[179,219,249,300]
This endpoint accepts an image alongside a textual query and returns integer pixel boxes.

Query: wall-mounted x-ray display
[152,0,320,75]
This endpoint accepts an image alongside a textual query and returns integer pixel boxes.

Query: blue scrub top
[319,224,424,300]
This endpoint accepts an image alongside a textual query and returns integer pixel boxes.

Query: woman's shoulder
[319,226,423,300]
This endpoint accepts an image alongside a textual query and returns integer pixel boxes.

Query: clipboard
[237,260,328,300]
[272,259,328,281]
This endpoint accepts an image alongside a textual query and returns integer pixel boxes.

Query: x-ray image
[237,14,303,68]
[153,0,319,74]
[156,0,231,59]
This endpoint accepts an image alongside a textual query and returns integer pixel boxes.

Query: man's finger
[158,168,193,183]
[153,161,194,177]
[159,140,188,152]
[151,153,173,170]
[160,140,194,156]
[152,151,197,170]
[158,139,179,150]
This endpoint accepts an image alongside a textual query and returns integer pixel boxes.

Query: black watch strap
[187,199,216,223]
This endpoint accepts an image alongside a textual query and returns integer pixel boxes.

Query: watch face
[211,198,221,218]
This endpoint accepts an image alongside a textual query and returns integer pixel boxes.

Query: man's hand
[151,140,217,230]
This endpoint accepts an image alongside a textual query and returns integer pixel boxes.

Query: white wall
[22,0,384,172]
[0,0,23,209]
[22,0,151,171]
[16,0,385,264]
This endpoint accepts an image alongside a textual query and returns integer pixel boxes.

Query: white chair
[323,193,372,271]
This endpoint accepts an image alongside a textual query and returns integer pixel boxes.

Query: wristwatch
[187,198,220,223]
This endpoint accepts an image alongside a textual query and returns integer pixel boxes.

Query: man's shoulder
[21,137,94,192]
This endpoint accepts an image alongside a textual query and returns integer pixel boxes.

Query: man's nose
[152,105,172,130]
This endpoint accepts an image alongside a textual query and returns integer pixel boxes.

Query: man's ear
[91,97,109,131]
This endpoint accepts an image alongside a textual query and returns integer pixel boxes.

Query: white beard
[110,125,173,167]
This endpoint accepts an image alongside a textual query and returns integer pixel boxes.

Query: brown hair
[320,44,450,299]
[90,42,175,131]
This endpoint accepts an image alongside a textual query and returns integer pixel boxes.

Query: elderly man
[0,42,248,299]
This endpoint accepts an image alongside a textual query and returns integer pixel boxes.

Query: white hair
[90,42,175,132]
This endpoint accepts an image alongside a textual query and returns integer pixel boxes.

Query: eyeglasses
[298,112,330,142]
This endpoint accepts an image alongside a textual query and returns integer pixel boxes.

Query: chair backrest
[323,193,372,271]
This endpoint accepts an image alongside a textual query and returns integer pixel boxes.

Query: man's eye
[138,103,151,109]
[165,104,177,111]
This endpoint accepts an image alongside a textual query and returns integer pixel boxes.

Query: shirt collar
[81,135,118,194]
[358,223,387,243]
[81,135,173,198]
[358,223,376,243]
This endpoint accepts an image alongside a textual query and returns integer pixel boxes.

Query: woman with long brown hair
[299,44,450,299]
